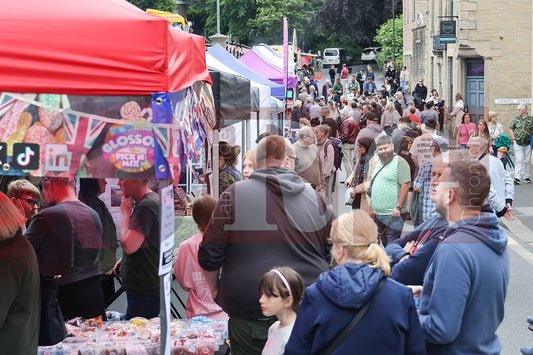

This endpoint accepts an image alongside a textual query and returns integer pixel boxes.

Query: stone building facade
[403,0,532,127]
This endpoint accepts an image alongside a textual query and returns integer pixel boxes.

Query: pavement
[498,156,533,249]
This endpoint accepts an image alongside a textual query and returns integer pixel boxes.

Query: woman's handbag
[38,275,68,346]
[344,188,355,205]
[322,277,386,355]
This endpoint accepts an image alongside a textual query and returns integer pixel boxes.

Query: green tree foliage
[316,0,402,47]
[374,15,403,68]
[250,0,322,47]
[181,0,402,56]
[185,0,258,44]
[127,0,176,13]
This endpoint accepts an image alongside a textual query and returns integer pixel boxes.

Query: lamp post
[217,0,220,34]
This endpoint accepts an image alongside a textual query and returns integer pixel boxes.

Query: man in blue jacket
[385,213,448,286]
[412,151,510,354]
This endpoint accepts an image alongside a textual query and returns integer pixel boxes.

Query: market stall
[208,44,285,100]
[0,0,213,181]
[252,44,297,74]
[239,50,298,89]
[208,44,286,146]
[207,53,266,118]
[0,0,223,353]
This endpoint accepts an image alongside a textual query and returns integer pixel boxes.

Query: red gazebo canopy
[0,0,211,95]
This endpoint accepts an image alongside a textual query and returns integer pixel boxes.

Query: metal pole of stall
[392,0,396,67]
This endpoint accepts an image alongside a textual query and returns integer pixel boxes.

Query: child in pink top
[174,195,228,320]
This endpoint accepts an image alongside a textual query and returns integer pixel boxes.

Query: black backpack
[325,137,343,170]
[398,130,418,180]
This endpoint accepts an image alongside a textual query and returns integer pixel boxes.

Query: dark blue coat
[285,263,426,355]
[386,215,449,286]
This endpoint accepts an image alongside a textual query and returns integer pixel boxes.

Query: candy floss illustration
[102,101,155,172]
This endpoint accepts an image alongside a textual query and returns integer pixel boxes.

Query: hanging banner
[102,101,155,173]
[283,17,288,92]
[0,82,216,179]
[159,184,175,276]
[440,20,456,43]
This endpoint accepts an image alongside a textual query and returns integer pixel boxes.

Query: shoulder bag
[322,277,386,355]
[366,161,390,198]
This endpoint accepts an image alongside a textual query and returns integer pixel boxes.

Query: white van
[323,48,352,67]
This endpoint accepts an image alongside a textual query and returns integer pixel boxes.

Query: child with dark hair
[259,267,305,355]
[174,194,227,320]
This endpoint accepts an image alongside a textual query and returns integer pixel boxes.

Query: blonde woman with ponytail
[285,210,425,355]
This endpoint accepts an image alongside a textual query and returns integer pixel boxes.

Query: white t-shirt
[410,132,437,167]
[261,321,294,355]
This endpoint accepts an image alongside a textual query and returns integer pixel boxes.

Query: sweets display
[38,316,227,355]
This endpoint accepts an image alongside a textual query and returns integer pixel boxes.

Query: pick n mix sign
[102,101,155,173]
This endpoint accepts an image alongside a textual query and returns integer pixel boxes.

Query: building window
[466,61,484,77]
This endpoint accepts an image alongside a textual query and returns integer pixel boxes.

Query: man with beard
[411,150,509,354]
[368,135,411,246]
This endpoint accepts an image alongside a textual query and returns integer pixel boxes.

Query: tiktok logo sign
[11,143,40,170]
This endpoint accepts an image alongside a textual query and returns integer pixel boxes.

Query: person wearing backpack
[316,124,338,204]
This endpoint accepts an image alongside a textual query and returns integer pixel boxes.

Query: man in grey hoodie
[199,135,333,355]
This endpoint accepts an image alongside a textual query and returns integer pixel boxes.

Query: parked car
[323,48,352,67]
[361,47,381,62]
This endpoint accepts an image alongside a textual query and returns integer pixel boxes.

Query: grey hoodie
[198,166,333,318]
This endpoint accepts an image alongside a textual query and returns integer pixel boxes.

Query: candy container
[130,317,149,329]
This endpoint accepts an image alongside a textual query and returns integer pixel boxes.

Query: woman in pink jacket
[174,195,228,320]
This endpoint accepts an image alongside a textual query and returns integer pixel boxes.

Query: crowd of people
[1,62,533,355]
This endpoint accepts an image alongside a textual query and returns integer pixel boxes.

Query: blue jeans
[125,293,160,320]
[374,213,409,246]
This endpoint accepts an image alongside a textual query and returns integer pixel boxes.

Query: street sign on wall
[494,98,532,105]
[433,36,446,51]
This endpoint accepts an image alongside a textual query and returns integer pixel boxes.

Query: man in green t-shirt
[368,135,411,246]
[346,75,360,95]
[509,104,533,184]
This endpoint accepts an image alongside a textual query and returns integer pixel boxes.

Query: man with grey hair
[293,126,325,193]
[199,135,332,355]
[298,86,310,103]
[509,104,533,184]
[467,136,515,220]
[368,135,411,245]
